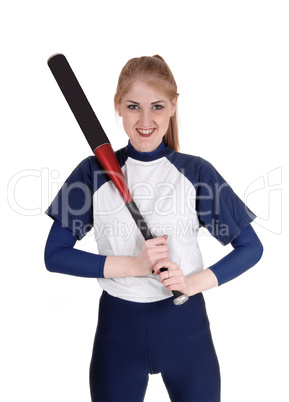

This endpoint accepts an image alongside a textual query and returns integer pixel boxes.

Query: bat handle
[172,292,189,306]
[126,200,189,305]
[160,274,189,305]
[173,291,189,306]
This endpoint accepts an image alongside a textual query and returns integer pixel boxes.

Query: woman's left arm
[155,224,263,297]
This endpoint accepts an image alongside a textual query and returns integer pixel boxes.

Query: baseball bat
[47,53,189,306]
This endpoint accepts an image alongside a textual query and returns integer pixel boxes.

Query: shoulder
[166,149,219,182]
[73,155,101,172]
[70,147,129,192]
[62,156,106,193]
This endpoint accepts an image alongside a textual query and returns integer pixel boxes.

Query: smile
[136,128,156,136]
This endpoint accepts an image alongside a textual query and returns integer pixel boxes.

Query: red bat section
[94,143,133,204]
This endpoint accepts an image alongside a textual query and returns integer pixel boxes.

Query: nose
[139,109,153,127]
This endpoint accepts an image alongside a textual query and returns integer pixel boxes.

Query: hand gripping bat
[47,53,189,306]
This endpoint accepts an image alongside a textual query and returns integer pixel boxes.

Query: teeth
[137,129,154,134]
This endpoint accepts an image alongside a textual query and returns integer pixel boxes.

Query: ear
[171,95,178,115]
[116,103,122,117]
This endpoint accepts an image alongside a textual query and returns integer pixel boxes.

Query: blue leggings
[89,291,221,401]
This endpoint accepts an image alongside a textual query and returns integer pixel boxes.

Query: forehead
[123,80,167,102]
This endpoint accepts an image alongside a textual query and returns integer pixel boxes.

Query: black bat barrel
[48,54,109,152]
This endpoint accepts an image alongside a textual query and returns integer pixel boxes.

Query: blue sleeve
[44,219,106,278]
[196,158,256,245]
[209,224,263,285]
[45,157,94,239]
[45,156,108,240]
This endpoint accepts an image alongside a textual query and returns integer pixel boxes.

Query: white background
[2,0,288,401]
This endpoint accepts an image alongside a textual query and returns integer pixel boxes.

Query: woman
[45,55,263,401]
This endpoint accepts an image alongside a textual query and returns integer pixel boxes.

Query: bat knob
[173,293,189,306]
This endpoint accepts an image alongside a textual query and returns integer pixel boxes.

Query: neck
[124,140,171,162]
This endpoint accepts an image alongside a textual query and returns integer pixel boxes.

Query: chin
[132,137,162,153]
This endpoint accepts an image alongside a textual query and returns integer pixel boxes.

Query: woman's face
[117,80,177,153]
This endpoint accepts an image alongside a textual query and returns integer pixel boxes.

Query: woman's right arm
[44,219,106,278]
[44,219,169,279]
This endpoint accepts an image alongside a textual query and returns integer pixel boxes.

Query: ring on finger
[168,270,172,279]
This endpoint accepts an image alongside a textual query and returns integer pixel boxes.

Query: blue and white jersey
[46,140,255,302]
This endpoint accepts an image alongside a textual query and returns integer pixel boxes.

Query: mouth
[136,128,156,137]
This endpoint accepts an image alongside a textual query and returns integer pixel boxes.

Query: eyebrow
[125,100,166,105]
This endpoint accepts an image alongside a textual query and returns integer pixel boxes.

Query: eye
[127,104,140,110]
[153,104,164,110]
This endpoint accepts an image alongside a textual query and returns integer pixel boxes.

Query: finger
[147,245,169,256]
[165,282,185,293]
[153,260,178,275]
[150,255,169,269]
[146,246,169,267]
[149,235,168,247]
[159,269,181,283]
[163,270,174,282]
[162,275,186,293]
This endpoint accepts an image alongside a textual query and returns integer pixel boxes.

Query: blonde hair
[114,55,180,151]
